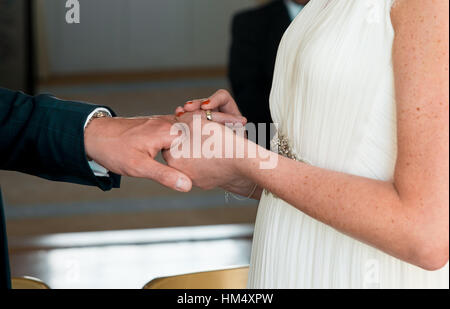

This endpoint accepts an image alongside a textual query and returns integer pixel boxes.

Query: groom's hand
[84,115,192,192]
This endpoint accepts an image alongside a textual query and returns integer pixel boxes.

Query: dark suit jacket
[228,0,291,148]
[0,87,121,288]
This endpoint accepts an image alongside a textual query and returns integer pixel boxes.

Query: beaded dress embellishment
[264,134,311,198]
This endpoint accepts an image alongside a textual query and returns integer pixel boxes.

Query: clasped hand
[84,90,264,197]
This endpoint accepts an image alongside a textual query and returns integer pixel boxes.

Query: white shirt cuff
[84,108,112,178]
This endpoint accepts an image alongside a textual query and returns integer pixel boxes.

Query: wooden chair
[11,276,50,289]
[143,266,249,289]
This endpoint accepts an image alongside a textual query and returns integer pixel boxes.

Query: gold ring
[205,110,213,121]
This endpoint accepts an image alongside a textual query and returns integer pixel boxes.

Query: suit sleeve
[0,87,120,191]
[228,13,269,124]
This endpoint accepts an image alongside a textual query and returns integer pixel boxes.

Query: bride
[166,0,449,288]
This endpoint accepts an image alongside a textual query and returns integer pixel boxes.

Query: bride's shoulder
[390,0,448,14]
[390,0,448,28]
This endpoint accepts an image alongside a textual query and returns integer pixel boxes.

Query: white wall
[41,0,258,75]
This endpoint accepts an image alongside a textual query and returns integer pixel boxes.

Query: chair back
[12,276,50,289]
[143,266,249,289]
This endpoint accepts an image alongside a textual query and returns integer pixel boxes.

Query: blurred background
[0,0,277,288]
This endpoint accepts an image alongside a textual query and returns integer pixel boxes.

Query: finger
[183,99,204,112]
[175,110,246,126]
[157,114,177,123]
[201,90,242,116]
[142,159,192,192]
[207,111,247,125]
[175,106,185,117]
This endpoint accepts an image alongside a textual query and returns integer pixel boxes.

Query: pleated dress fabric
[248,0,449,289]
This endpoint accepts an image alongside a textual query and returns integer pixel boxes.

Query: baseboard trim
[39,67,228,87]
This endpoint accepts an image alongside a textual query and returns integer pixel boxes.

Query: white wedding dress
[248,0,449,289]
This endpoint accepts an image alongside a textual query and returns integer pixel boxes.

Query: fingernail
[186,101,193,105]
[175,177,190,192]
[201,99,211,106]
[176,112,185,117]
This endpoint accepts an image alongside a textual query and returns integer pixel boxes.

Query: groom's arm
[0,87,192,192]
[0,87,120,191]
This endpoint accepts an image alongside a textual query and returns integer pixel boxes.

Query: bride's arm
[234,0,449,271]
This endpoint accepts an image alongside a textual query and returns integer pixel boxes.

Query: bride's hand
[175,89,247,125]
[163,111,260,197]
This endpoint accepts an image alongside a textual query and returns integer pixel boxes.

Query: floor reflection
[10,224,253,289]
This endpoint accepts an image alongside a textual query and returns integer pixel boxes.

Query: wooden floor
[9,224,253,289]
